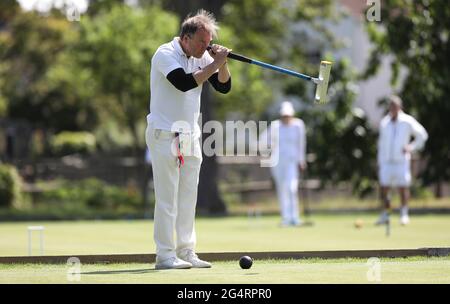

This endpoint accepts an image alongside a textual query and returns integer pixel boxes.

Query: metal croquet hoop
[386,212,391,237]
[27,226,45,256]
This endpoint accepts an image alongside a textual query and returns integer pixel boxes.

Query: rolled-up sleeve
[409,118,428,151]
[208,72,231,94]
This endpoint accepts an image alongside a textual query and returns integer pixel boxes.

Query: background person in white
[260,101,307,226]
[376,95,428,226]
[146,10,231,270]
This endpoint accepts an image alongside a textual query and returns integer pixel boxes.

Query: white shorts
[379,161,411,187]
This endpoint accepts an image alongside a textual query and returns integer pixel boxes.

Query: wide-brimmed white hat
[279,101,295,116]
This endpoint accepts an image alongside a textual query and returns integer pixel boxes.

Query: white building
[336,0,405,127]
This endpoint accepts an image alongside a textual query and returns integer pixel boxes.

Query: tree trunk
[435,180,442,198]
[160,0,227,20]
[196,85,227,215]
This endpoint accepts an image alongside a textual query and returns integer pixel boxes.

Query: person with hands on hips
[375,95,428,226]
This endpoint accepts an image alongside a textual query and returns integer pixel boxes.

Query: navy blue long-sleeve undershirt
[166,68,231,93]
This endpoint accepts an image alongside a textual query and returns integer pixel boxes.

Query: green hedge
[50,131,96,156]
[0,164,23,208]
[37,178,142,211]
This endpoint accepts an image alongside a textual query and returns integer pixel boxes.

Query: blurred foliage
[410,180,434,201]
[0,163,23,208]
[94,119,136,151]
[0,2,177,152]
[30,129,46,158]
[76,5,178,152]
[302,59,378,197]
[212,26,272,120]
[0,9,99,132]
[37,178,142,211]
[50,131,97,156]
[87,0,128,15]
[0,0,20,24]
[0,88,7,117]
[363,0,450,190]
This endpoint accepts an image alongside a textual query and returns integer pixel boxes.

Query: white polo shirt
[259,118,307,166]
[147,37,214,135]
[377,111,428,165]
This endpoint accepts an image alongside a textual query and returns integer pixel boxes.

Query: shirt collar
[172,37,189,58]
[390,110,405,123]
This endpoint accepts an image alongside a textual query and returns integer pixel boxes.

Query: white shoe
[291,219,303,227]
[178,251,212,268]
[400,206,409,225]
[155,256,192,270]
[400,214,410,225]
[375,211,389,225]
[279,219,291,227]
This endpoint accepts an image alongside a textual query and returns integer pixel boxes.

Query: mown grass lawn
[1,256,449,284]
[0,214,449,256]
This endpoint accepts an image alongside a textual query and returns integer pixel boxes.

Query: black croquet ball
[239,256,253,269]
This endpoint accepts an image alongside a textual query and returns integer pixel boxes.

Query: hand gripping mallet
[208,46,332,104]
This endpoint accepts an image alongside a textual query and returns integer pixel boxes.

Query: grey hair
[389,95,403,108]
[180,9,219,39]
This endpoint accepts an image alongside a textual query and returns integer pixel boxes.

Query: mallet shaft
[207,46,313,82]
[251,60,313,81]
[207,46,331,103]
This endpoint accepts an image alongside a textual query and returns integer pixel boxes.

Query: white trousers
[145,123,202,260]
[271,160,300,224]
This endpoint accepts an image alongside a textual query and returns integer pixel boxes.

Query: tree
[76,4,179,153]
[0,8,98,132]
[363,0,450,197]
[0,0,20,25]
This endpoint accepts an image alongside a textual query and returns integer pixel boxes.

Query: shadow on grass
[82,268,158,275]
[82,268,260,276]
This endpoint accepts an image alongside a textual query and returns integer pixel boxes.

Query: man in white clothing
[146,10,231,269]
[260,101,307,226]
[376,95,428,226]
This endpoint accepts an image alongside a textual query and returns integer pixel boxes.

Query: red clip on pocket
[175,133,184,168]
[177,153,184,167]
